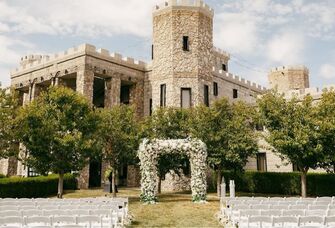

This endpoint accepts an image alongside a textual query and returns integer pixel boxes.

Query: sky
[0,0,334,88]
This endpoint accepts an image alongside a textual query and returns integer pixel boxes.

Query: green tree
[97,105,139,197]
[317,89,335,172]
[0,86,20,159]
[16,86,98,198]
[189,99,258,196]
[142,107,190,193]
[258,91,323,197]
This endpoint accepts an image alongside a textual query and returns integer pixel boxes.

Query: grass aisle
[63,188,222,227]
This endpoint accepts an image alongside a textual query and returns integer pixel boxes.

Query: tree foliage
[257,90,324,197]
[96,105,139,196]
[0,86,20,159]
[16,86,98,197]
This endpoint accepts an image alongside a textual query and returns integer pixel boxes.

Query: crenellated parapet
[284,85,335,100]
[11,43,148,77]
[212,47,230,60]
[270,65,309,74]
[212,67,267,93]
[153,0,214,17]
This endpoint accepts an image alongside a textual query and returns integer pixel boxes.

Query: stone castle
[0,0,327,187]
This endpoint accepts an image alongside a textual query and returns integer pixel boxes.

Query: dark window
[222,64,227,71]
[149,99,152,116]
[120,85,130,105]
[257,153,267,172]
[160,84,166,107]
[183,36,189,51]
[213,82,218,96]
[151,44,154,60]
[181,88,191,108]
[233,89,238,99]
[204,85,209,107]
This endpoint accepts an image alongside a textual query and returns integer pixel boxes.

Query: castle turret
[268,66,309,93]
[150,0,214,109]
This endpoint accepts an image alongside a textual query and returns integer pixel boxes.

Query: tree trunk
[158,176,162,194]
[57,171,64,199]
[217,171,222,197]
[112,170,116,198]
[301,169,308,198]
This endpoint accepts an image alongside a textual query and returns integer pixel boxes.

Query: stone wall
[268,66,309,93]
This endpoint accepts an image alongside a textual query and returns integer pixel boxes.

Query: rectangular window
[151,44,154,60]
[181,88,191,108]
[160,84,166,107]
[222,63,227,71]
[183,36,189,51]
[233,89,238,99]
[28,167,39,177]
[213,82,218,96]
[204,85,209,107]
[257,153,267,172]
[149,99,152,116]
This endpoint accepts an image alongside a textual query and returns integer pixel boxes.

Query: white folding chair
[309,205,329,210]
[261,209,282,216]
[305,209,327,216]
[0,210,22,217]
[247,216,272,228]
[0,206,19,211]
[325,216,335,226]
[59,205,78,210]
[272,216,299,227]
[77,215,102,228]
[290,204,307,210]
[52,216,77,226]
[20,206,37,210]
[271,205,289,210]
[250,204,270,210]
[39,206,60,210]
[55,225,86,228]
[22,209,43,217]
[234,209,261,226]
[43,209,70,216]
[78,205,98,210]
[0,216,24,227]
[298,215,325,227]
[25,216,52,227]
[282,209,305,216]
[70,209,90,216]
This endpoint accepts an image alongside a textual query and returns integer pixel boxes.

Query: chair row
[224,203,334,210]
[0,204,124,211]
[224,200,335,207]
[0,215,117,228]
[225,196,334,202]
[234,215,335,228]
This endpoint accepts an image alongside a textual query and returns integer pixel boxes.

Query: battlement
[213,47,230,59]
[270,65,309,74]
[212,67,267,92]
[153,0,214,17]
[11,43,147,76]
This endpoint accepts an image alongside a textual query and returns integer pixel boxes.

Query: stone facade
[4,0,269,188]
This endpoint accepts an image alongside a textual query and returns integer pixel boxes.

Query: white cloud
[319,64,335,79]
[266,32,305,64]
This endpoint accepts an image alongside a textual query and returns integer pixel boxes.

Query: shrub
[0,174,77,198]
[222,171,335,196]
[0,174,5,178]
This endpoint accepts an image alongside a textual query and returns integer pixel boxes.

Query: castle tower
[268,66,310,93]
[150,0,214,109]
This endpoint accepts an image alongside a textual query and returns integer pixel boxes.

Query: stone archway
[138,138,207,204]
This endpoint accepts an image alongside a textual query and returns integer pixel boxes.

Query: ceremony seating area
[220,196,335,228]
[0,197,128,228]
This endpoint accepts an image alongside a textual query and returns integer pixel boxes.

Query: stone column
[76,68,94,189]
[110,75,121,106]
[129,81,144,117]
[76,69,94,102]
[78,164,90,189]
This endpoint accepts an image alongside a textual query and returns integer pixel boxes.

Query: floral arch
[138,138,207,204]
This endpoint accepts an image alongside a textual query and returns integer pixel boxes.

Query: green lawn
[62,188,222,227]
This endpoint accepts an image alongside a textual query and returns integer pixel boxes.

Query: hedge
[222,171,335,196]
[0,174,5,178]
[0,174,77,198]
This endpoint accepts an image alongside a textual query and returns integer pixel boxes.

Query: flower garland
[138,138,207,204]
